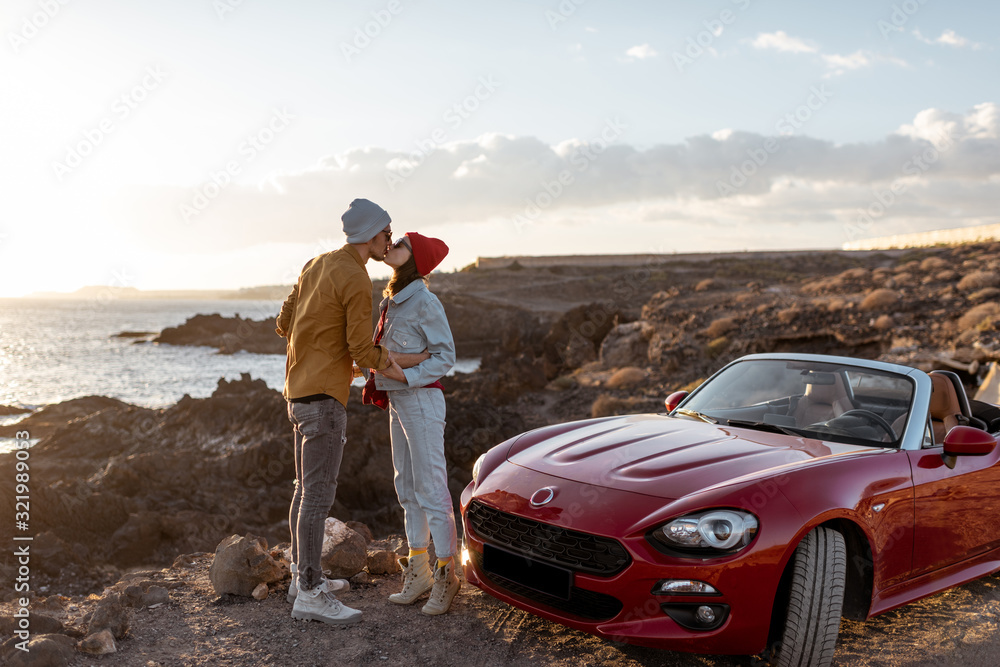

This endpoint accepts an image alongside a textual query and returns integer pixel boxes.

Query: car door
[907,426,1000,575]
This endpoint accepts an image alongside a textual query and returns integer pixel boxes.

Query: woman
[370,231,460,615]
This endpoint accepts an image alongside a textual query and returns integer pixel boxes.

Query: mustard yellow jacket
[276,245,389,405]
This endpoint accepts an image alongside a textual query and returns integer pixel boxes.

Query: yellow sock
[437,556,453,569]
[408,547,427,559]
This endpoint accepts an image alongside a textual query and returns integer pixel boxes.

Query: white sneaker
[287,563,298,603]
[291,579,362,626]
[287,564,349,603]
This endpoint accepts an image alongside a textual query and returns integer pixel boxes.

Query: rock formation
[153,313,286,354]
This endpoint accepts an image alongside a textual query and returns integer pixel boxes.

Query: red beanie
[405,232,449,276]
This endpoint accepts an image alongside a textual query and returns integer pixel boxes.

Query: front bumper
[460,468,785,655]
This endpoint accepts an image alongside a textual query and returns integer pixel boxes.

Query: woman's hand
[380,356,407,384]
[393,349,431,368]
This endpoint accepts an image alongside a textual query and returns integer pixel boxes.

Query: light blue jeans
[287,398,347,591]
[388,387,457,559]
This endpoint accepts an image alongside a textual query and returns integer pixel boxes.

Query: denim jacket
[373,280,456,391]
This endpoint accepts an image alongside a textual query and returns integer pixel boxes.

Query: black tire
[773,527,846,667]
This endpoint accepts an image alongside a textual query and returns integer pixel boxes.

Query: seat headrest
[804,382,838,403]
[803,373,845,404]
[930,373,961,418]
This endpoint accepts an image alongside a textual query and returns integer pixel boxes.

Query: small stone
[252,583,269,600]
[78,629,117,655]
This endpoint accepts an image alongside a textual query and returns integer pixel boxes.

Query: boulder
[561,333,599,369]
[208,534,284,597]
[320,518,368,578]
[367,549,402,575]
[1,633,76,667]
[543,303,620,373]
[87,593,131,639]
[346,521,373,543]
[600,321,654,368]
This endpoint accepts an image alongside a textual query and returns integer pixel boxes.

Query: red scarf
[362,303,442,410]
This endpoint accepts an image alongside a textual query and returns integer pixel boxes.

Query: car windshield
[677,358,915,447]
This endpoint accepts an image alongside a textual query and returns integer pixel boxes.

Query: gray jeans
[287,398,347,591]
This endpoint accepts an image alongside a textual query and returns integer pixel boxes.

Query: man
[276,198,411,625]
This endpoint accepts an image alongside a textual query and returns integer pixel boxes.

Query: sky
[1,0,998,297]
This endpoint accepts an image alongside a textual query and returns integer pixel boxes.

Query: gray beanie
[342,198,391,243]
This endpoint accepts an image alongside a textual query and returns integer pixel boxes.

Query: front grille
[470,549,623,621]
[466,501,631,576]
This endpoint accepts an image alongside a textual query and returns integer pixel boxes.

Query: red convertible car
[460,353,1000,666]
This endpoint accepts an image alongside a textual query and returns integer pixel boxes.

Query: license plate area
[483,543,573,600]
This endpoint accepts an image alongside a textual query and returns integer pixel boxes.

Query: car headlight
[472,453,486,484]
[651,509,759,555]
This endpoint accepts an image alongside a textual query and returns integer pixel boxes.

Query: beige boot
[421,559,460,615]
[388,552,434,605]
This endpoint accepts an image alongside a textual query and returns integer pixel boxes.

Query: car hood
[507,414,879,501]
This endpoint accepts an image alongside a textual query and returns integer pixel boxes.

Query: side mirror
[943,425,997,457]
[665,391,689,413]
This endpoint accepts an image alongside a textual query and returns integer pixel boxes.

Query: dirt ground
[21,551,1000,667]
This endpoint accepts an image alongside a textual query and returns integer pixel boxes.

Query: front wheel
[772,527,846,667]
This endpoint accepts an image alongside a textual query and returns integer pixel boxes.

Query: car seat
[929,372,966,443]
[794,374,852,426]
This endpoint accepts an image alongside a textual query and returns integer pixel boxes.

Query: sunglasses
[393,237,410,250]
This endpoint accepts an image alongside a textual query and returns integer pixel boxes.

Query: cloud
[897,102,1000,142]
[111,104,1000,253]
[913,28,986,50]
[624,44,658,60]
[747,32,907,77]
[750,31,817,54]
[821,49,907,77]
[821,50,871,71]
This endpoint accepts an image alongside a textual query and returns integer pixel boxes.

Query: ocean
[0,298,478,453]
